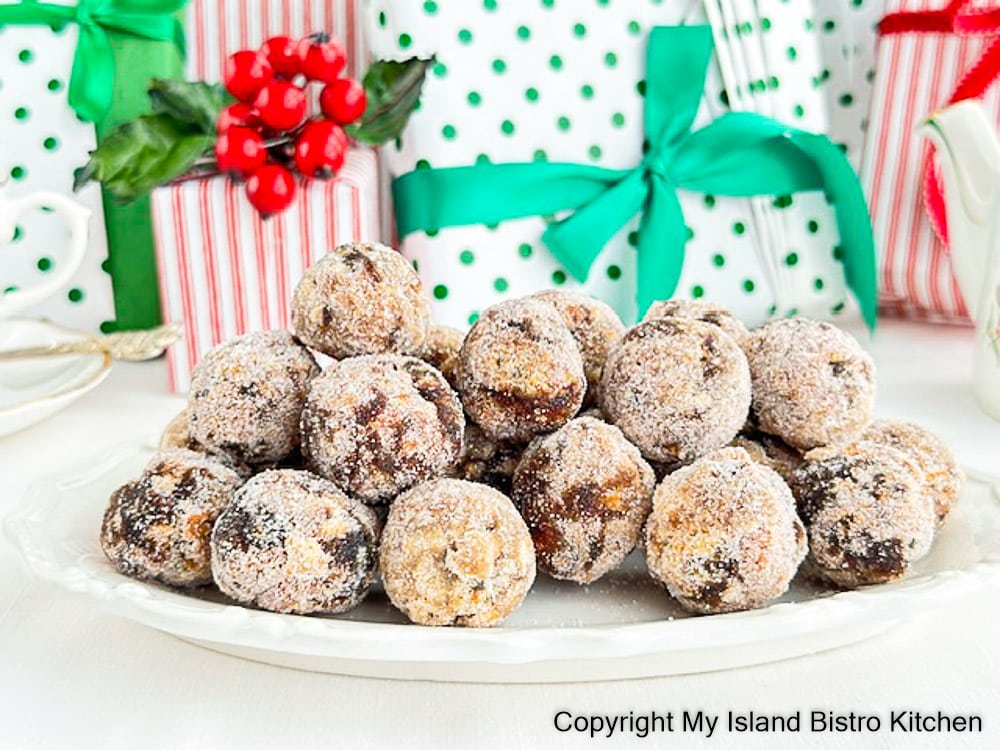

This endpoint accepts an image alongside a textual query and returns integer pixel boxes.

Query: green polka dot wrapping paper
[0,23,115,333]
[367,0,859,328]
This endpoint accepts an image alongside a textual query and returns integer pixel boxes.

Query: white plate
[6,442,1000,682]
[0,319,111,438]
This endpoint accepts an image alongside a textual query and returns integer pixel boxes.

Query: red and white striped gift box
[861,0,1000,322]
[185,0,368,81]
[151,148,379,393]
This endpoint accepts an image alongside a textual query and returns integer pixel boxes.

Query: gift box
[151,148,380,392]
[860,0,1000,322]
[367,0,876,330]
[816,0,887,169]
[0,1,185,333]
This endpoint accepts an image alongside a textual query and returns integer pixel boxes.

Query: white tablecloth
[1,319,998,749]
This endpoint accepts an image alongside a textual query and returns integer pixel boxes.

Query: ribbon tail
[635,176,688,319]
[69,24,115,123]
[542,169,647,282]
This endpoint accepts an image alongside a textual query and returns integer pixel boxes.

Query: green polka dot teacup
[0,180,90,319]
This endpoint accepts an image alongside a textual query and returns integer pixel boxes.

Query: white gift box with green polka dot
[367,0,856,328]
[0,24,114,333]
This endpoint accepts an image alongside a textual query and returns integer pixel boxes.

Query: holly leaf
[74,114,214,203]
[347,57,433,145]
[148,79,232,134]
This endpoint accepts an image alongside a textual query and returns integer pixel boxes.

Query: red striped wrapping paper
[151,149,379,393]
[861,0,1000,322]
[185,0,368,81]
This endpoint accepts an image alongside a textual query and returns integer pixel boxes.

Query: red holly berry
[253,80,307,131]
[320,79,367,125]
[215,127,267,175]
[246,165,297,217]
[224,50,273,102]
[216,103,258,133]
[294,120,348,177]
[296,36,346,83]
[260,36,300,77]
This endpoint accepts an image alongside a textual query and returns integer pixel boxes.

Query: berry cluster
[217,34,367,217]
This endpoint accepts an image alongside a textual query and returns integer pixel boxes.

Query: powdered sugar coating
[862,419,963,523]
[645,447,807,614]
[599,318,751,464]
[101,449,243,587]
[301,355,464,503]
[642,299,751,350]
[380,478,536,627]
[729,431,804,483]
[514,417,655,584]
[450,422,524,496]
[531,290,626,406]
[459,298,586,443]
[747,319,875,450]
[188,331,319,465]
[292,242,430,359]
[211,469,380,614]
[790,441,935,588]
[421,325,464,389]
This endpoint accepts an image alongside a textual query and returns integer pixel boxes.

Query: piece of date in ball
[458,298,586,443]
[100,450,244,587]
[300,355,465,503]
[211,470,380,615]
[291,241,431,359]
[513,417,655,584]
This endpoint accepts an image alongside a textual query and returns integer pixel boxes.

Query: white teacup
[0,181,91,320]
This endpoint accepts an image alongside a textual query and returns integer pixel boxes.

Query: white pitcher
[0,180,91,320]
[920,100,1000,421]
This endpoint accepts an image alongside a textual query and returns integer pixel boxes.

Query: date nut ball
[790,441,936,588]
[292,241,430,359]
[301,355,465,503]
[861,419,963,524]
[458,298,586,443]
[513,417,655,584]
[380,478,536,627]
[101,450,243,587]
[211,470,380,614]
[531,290,626,406]
[188,330,319,465]
[420,324,464,389]
[642,298,751,350]
[747,318,875,451]
[599,318,751,465]
[645,447,807,614]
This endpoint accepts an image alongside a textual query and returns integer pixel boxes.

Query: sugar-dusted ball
[513,417,655,583]
[645,447,807,614]
[450,422,524,496]
[459,298,586,443]
[747,318,875,450]
[600,318,751,464]
[211,470,380,614]
[531,290,626,406]
[380,478,535,626]
[790,441,936,588]
[642,298,751,350]
[188,330,319,465]
[159,408,254,477]
[101,449,243,587]
[291,241,430,359]
[420,324,464,389]
[861,419,963,524]
[301,355,464,503]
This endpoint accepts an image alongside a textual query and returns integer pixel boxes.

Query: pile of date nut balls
[100,242,962,627]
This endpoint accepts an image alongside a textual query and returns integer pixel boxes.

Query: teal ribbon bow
[0,0,187,123]
[393,25,877,327]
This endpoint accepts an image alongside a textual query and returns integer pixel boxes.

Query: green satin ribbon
[393,25,877,327]
[0,0,187,123]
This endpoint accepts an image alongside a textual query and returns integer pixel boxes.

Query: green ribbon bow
[393,25,877,328]
[0,0,187,123]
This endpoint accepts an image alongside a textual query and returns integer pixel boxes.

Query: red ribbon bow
[878,0,1000,245]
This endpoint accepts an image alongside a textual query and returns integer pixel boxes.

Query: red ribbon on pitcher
[878,1,1000,246]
